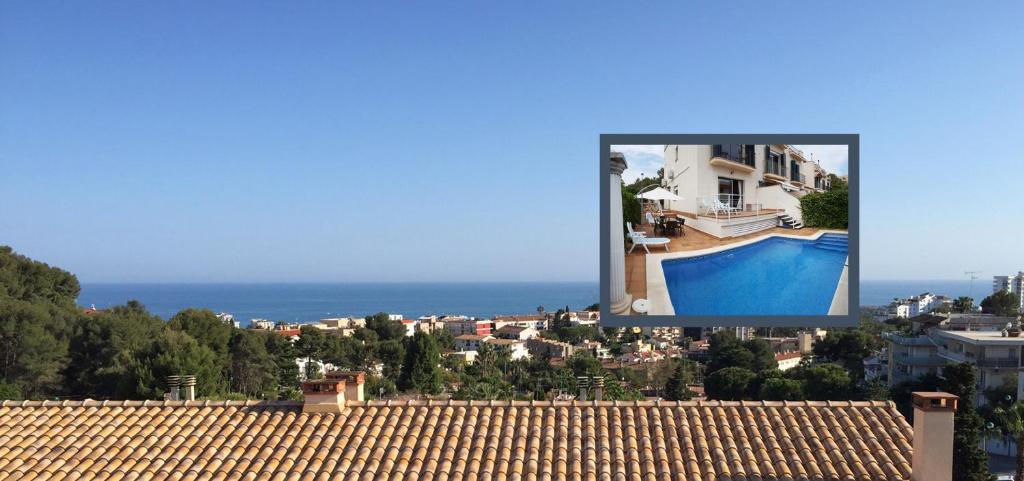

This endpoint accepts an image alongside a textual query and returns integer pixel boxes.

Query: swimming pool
[660,233,848,315]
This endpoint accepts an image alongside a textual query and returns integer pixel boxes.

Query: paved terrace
[625,222,831,314]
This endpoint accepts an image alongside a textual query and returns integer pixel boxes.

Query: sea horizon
[78,281,600,324]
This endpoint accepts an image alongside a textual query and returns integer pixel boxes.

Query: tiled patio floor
[624,224,835,314]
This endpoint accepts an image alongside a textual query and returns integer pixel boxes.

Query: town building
[993,272,1024,311]
[662,144,818,238]
[526,337,575,359]
[493,325,539,341]
[0,375,962,481]
[892,293,939,318]
[249,318,275,330]
[216,312,239,328]
[445,319,492,337]
[884,332,945,386]
[482,338,530,360]
[775,351,803,371]
[492,315,547,331]
[454,334,491,352]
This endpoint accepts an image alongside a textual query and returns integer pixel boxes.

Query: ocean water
[859,279,986,306]
[78,282,598,325]
[662,234,848,315]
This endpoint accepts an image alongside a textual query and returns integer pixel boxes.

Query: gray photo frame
[600,134,859,327]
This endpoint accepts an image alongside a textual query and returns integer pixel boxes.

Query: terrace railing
[698,194,763,220]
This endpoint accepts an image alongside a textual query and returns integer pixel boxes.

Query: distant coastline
[859,279,985,306]
[78,282,599,324]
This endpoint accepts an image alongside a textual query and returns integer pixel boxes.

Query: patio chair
[663,218,680,236]
[713,199,739,214]
[677,216,687,236]
[626,222,671,254]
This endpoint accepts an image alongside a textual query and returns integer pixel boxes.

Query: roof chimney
[302,377,347,413]
[577,376,589,401]
[180,375,196,401]
[592,376,605,402]
[911,392,958,481]
[327,370,365,402]
[165,375,181,401]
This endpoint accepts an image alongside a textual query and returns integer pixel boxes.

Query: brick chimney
[327,370,365,403]
[303,371,365,413]
[911,392,958,481]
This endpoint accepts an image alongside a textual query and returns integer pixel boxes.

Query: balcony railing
[976,358,1020,368]
[765,162,787,178]
[885,333,937,346]
[698,194,763,220]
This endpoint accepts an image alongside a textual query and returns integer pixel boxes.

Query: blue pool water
[662,234,848,315]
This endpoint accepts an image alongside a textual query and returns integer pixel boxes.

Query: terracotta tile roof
[0,399,913,481]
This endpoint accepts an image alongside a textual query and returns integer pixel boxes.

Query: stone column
[609,152,632,315]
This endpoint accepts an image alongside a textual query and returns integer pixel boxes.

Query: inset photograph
[602,136,857,325]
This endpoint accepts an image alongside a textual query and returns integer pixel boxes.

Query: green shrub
[799,187,848,228]
[622,187,640,229]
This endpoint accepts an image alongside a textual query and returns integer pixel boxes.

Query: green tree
[663,361,693,401]
[812,330,875,381]
[398,331,443,394]
[704,367,756,400]
[0,379,21,400]
[64,301,163,398]
[981,291,1020,317]
[168,308,234,359]
[760,378,804,401]
[265,332,300,389]
[365,312,406,342]
[796,363,851,400]
[228,330,278,398]
[942,363,993,481]
[953,296,974,313]
[128,328,227,399]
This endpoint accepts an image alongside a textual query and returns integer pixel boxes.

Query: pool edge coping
[645,229,850,316]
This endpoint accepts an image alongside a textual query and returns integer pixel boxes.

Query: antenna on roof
[965,271,982,300]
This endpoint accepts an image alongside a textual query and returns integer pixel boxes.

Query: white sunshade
[780,183,800,192]
[636,187,683,202]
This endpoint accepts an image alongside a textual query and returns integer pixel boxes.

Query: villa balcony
[709,155,755,174]
[764,164,788,183]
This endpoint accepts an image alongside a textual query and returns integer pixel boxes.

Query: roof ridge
[0,399,304,408]
[0,399,902,409]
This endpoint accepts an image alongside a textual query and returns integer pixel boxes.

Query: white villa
[660,144,832,238]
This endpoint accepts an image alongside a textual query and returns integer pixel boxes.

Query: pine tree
[398,331,443,395]
[941,363,993,481]
[663,362,692,401]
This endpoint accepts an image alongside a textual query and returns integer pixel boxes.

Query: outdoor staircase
[778,213,803,229]
[813,234,848,252]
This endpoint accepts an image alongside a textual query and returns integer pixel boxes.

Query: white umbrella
[636,187,683,202]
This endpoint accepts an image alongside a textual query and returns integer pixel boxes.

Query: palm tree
[993,401,1024,480]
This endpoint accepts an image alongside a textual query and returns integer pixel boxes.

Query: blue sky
[1,2,1022,282]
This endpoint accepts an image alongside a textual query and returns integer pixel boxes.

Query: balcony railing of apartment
[893,353,946,366]
[711,145,756,169]
[976,357,1020,368]
[698,194,763,220]
[884,333,938,346]
[765,162,787,178]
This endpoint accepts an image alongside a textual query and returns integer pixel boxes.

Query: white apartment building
[662,144,822,238]
[994,272,1024,311]
[892,293,939,318]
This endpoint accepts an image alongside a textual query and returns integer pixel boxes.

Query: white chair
[713,198,739,214]
[626,222,671,254]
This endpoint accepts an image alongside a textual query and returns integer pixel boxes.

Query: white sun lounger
[626,222,670,254]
